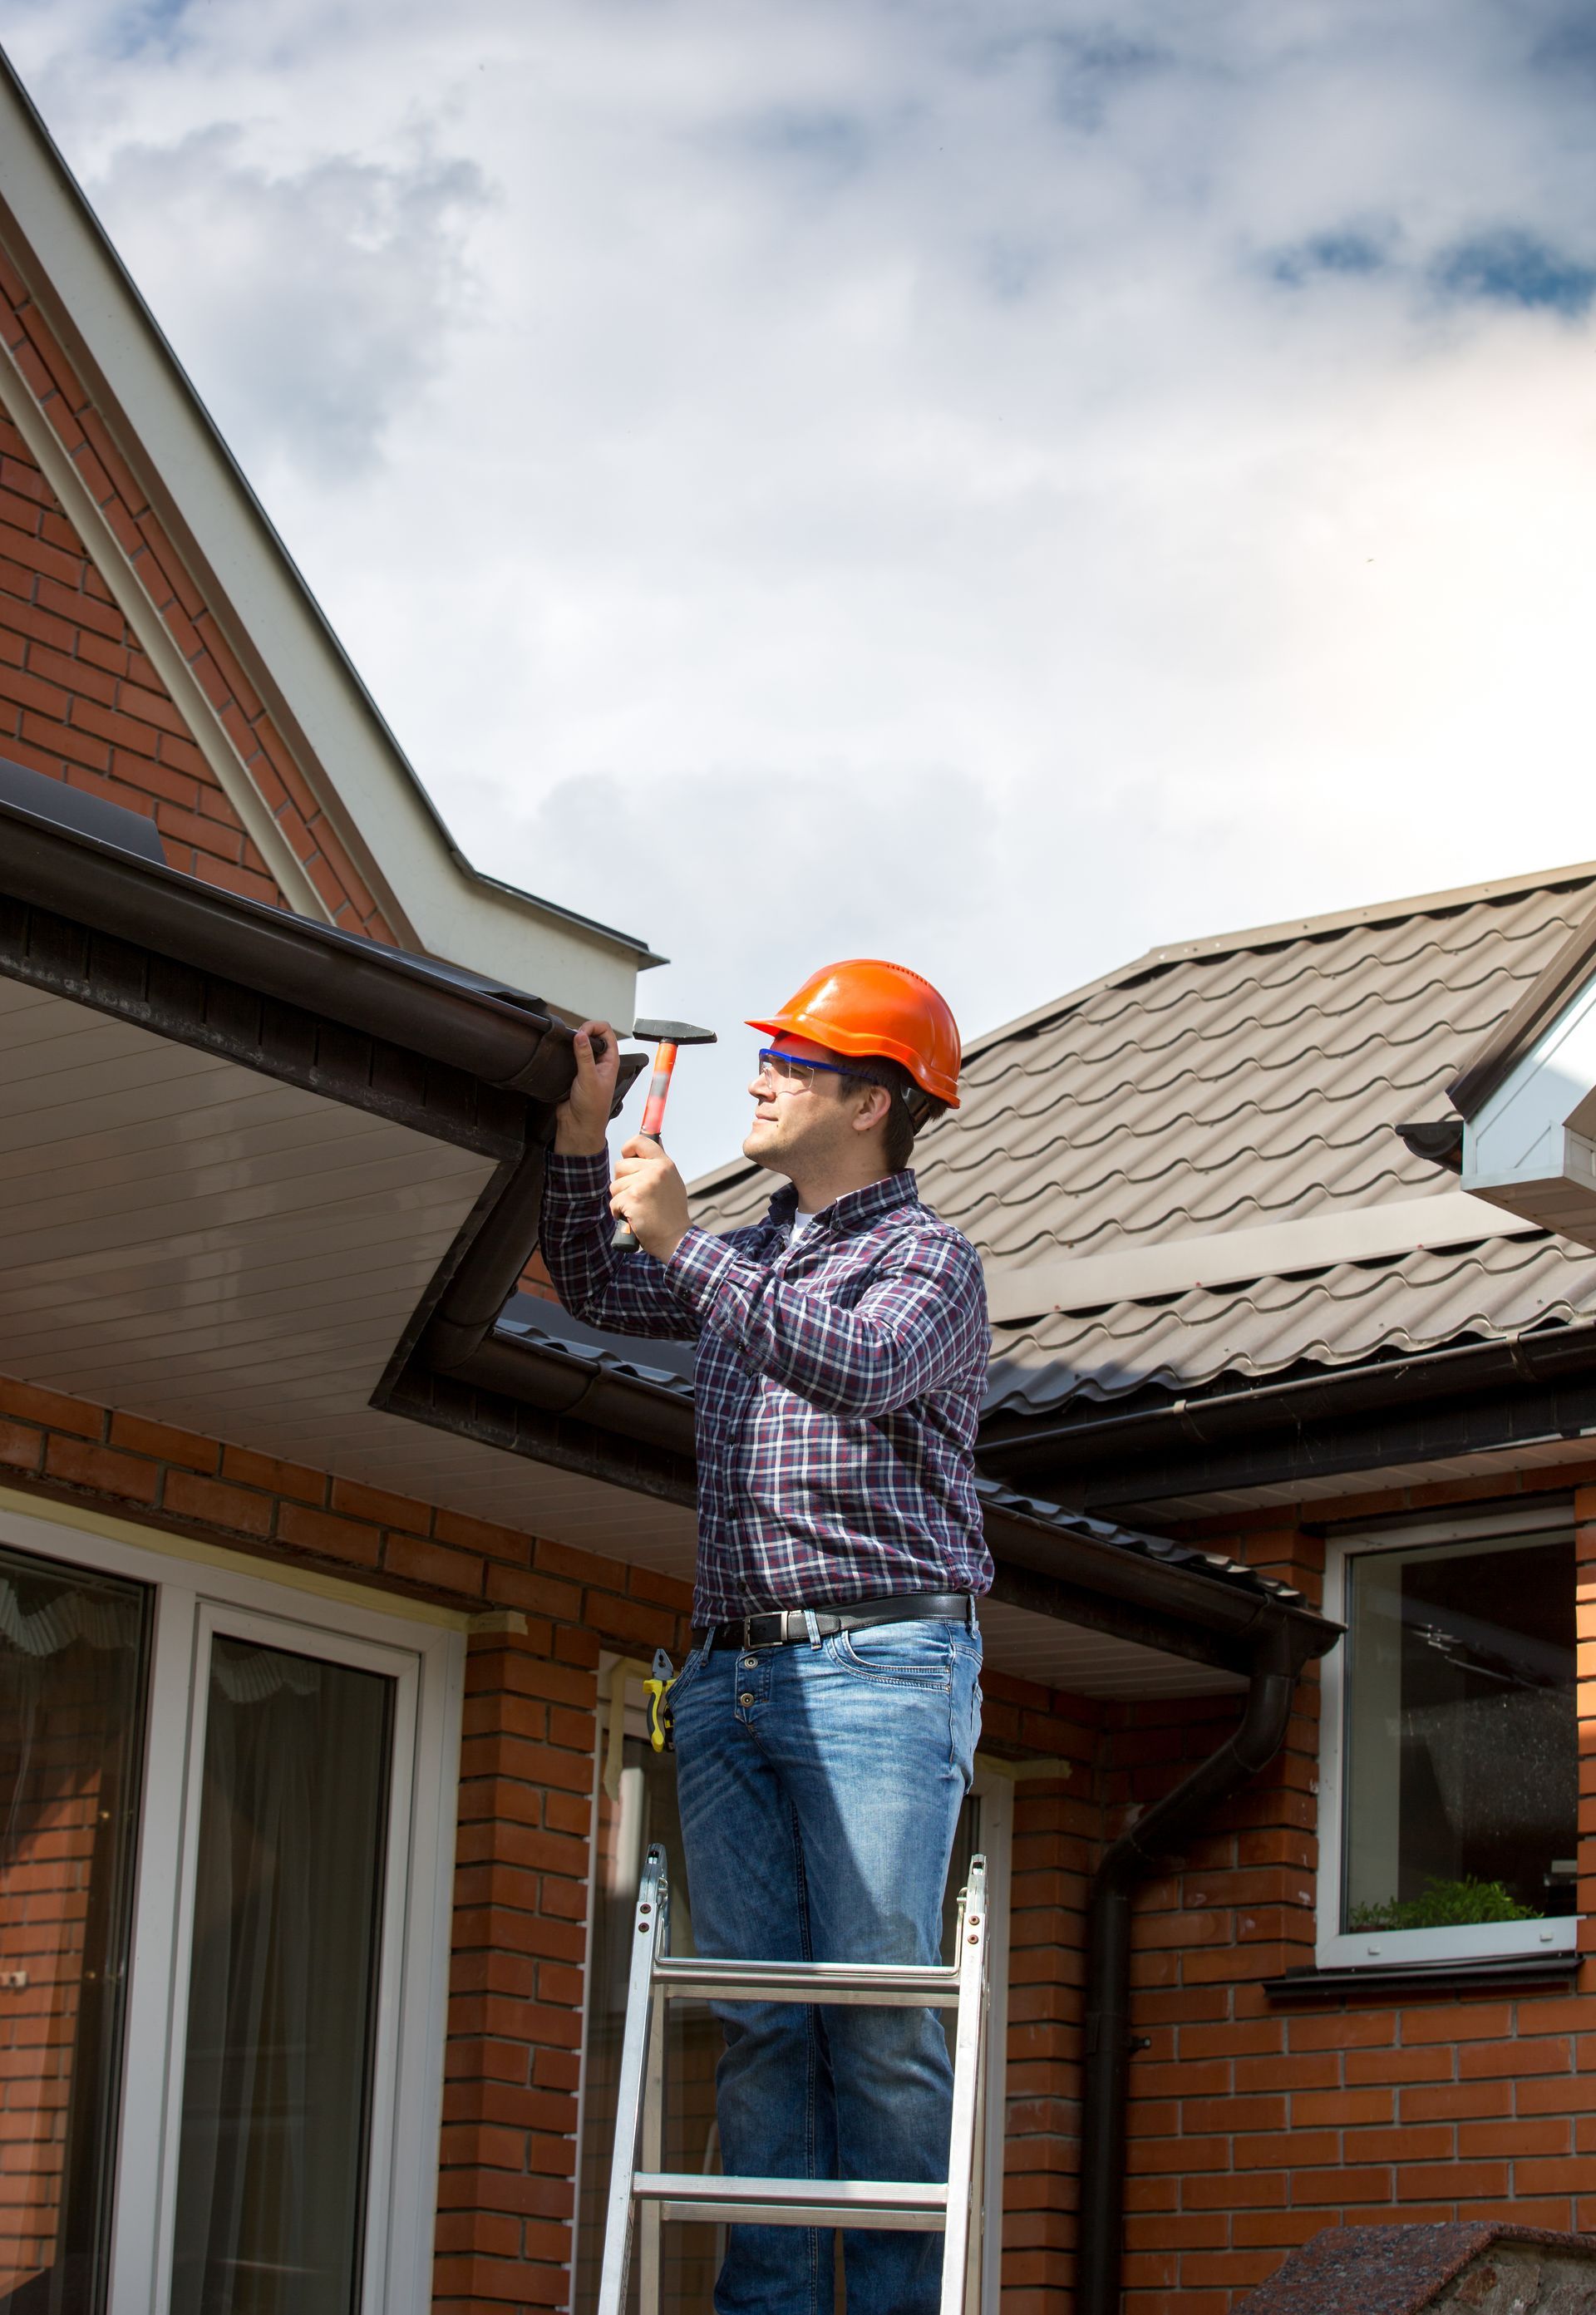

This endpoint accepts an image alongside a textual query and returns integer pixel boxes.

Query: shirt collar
[764,1170,919,1237]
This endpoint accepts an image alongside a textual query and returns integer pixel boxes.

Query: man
[542,958,991,2315]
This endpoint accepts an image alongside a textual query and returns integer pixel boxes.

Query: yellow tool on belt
[643,1647,676,1752]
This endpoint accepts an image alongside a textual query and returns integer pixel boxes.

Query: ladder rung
[633,2172,948,2230]
[652,1956,963,2007]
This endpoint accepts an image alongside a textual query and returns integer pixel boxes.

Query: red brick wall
[0,1371,1115,2312]
[1108,1505,1596,2315]
[0,1371,693,2313]
[15,1363,1590,2313]
[0,1368,1153,2313]
[0,237,397,938]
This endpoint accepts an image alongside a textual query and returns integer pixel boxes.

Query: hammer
[613,1016,717,1250]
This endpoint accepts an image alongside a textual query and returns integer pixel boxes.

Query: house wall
[18,1354,1590,2315]
[1104,1492,1596,2315]
[0,241,396,938]
[0,1368,1098,2313]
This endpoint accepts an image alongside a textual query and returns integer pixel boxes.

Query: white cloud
[5,0,1596,1175]
[91,126,487,476]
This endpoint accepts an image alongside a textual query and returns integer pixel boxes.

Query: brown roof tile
[690,864,1596,1414]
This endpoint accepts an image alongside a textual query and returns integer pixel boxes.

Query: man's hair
[839,1055,945,1172]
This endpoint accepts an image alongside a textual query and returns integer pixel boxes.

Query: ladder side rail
[596,1845,669,2315]
[638,1869,670,2314]
[964,1997,988,2313]
[939,1856,990,2315]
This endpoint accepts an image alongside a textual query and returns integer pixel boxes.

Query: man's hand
[555,1021,620,1155]
[611,1135,691,1262]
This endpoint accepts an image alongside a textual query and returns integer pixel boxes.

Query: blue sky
[6,0,1596,1175]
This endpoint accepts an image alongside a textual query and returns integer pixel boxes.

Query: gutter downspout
[1076,1616,1303,2315]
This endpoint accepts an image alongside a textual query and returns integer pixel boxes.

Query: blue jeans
[671,1613,983,2315]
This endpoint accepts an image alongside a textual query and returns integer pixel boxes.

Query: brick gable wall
[0,240,397,939]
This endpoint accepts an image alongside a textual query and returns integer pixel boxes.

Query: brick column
[976,1672,1101,2315]
[434,1623,599,2313]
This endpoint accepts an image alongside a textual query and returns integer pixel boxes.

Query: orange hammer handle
[613,1041,679,1251]
[638,1041,679,1137]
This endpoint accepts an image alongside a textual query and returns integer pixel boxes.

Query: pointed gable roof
[0,47,659,1017]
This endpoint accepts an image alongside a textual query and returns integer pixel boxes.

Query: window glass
[574,1726,983,2315]
[0,1543,150,2315]
[1342,1531,1576,1932]
[169,1635,393,2315]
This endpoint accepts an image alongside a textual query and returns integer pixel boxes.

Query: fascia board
[0,52,658,1018]
[985,1190,1536,1325]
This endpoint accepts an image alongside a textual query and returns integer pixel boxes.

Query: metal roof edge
[0,45,663,979]
[958,860,1596,1068]
[978,1311,1596,1479]
[482,1298,1331,1647]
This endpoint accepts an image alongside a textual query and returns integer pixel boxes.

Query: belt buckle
[740,1613,756,1650]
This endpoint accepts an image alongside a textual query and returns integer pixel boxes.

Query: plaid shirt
[539,1154,993,1624]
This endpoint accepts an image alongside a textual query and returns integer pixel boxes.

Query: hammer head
[630,1017,717,1047]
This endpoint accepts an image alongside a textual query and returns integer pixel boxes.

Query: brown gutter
[0,792,576,1097]
[979,1315,1596,1484]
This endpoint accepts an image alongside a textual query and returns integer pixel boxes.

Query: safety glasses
[753,1047,863,1094]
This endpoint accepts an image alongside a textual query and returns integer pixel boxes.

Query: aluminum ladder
[596,1841,992,2315]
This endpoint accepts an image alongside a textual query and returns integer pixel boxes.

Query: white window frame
[573,1655,1013,2314]
[1318,1505,1579,1971]
[0,1499,466,2315]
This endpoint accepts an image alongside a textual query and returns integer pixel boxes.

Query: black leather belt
[694,1592,976,1651]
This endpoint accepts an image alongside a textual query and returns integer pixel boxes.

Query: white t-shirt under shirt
[787,1212,817,1249]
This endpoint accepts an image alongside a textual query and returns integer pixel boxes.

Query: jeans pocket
[830,1619,956,1688]
[665,1642,710,1712]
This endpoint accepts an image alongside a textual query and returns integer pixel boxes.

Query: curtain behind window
[170,1638,392,2315]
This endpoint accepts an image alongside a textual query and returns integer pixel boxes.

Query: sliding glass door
[0,1510,462,2315]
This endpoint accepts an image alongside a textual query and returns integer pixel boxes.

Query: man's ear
[850,1084,893,1135]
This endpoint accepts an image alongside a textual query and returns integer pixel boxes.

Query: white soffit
[0,977,497,1426]
[976,1595,1244,1699]
[0,60,652,1020]
[0,973,700,1554]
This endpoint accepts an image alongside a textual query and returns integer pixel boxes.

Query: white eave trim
[986,1191,1539,1326]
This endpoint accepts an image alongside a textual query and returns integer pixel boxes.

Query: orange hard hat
[747,959,962,1110]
